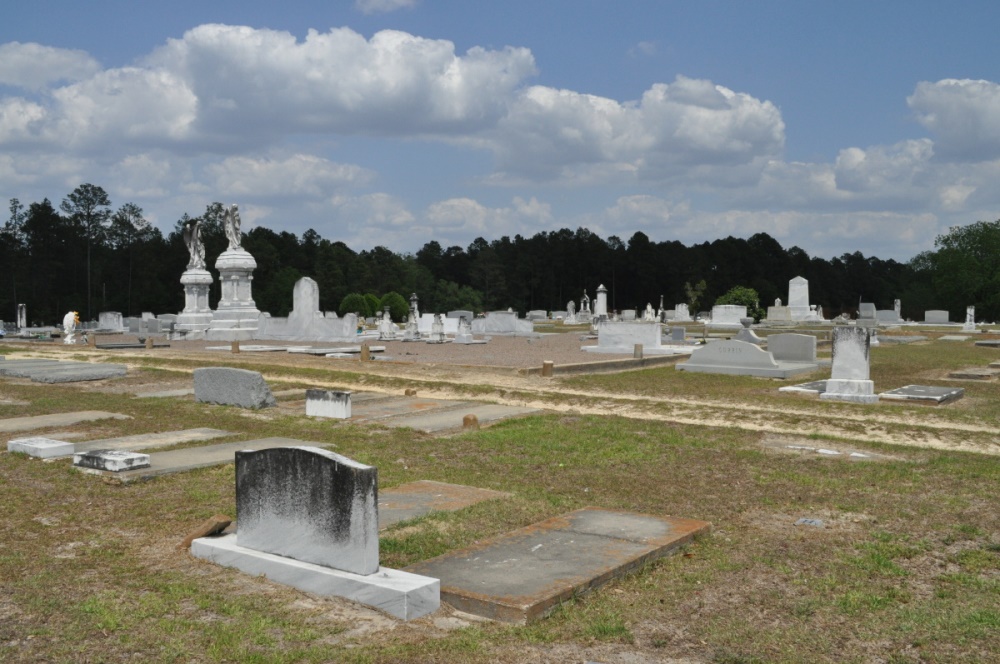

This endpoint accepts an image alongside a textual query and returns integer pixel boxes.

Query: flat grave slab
[349,396,466,422]
[134,388,195,398]
[0,411,130,434]
[80,437,325,482]
[939,335,971,342]
[878,385,965,405]
[72,428,233,455]
[404,508,711,623]
[288,346,386,355]
[778,380,827,395]
[879,336,927,344]
[192,534,439,620]
[74,450,151,472]
[381,403,541,433]
[29,364,127,383]
[379,480,511,529]
[205,345,291,352]
[95,343,170,349]
[7,437,74,458]
[974,339,1000,348]
[948,368,999,380]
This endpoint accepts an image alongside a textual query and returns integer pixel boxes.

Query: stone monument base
[819,379,879,404]
[192,534,439,620]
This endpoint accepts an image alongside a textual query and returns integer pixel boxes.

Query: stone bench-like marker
[7,437,74,458]
[305,389,351,419]
[194,367,276,409]
[191,446,439,620]
[74,450,151,472]
[676,339,817,378]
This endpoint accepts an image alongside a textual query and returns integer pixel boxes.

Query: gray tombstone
[670,327,686,343]
[236,446,378,575]
[924,310,949,324]
[858,303,877,320]
[194,367,276,409]
[767,333,817,363]
[820,327,878,403]
[677,339,817,378]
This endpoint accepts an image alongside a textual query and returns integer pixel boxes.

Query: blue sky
[3,0,1000,260]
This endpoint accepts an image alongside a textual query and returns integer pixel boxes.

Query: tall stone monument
[175,218,214,336]
[594,284,608,319]
[207,205,261,341]
[16,304,26,333]
[962,306,976,332]
[788,276,810,321]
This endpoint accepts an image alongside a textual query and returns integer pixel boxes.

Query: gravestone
[306,390,352,419]
[236,447,378,575]
[924,310,949,324]
[788,276,810,320]
[16,304,26,332]
[402,314,421,341]
[594,284,608,318]
[676,339,817,378]
[768,333,817,363]
[378,307,397,341]
[963,306,976,332]
[670,327,686,343]
[621,309,636,321]
[97,311,125,332]
[74,450,151,472]
[194,367,276,409]
[447,310,473,321]
[207,205,261,341]
[673,303,692,322]
[7,437,74,458]
[427,314,448,343]
[454,316,479,344]
[858,303,877,321]
[709,305,746,327]
[527,310,547,321]
[819,327,878,403]
[766,305,791,322]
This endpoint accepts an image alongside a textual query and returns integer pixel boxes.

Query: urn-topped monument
[207,204,261,341]
[174,218,214,337]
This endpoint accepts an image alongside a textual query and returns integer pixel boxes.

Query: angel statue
[182,218,206,270]
[223,203,242,251]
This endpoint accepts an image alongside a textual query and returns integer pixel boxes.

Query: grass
[1,338,999,662]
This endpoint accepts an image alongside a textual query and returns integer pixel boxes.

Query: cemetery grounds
[0,329,998,663]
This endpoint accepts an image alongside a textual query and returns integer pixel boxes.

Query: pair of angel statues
[183,203,241,270]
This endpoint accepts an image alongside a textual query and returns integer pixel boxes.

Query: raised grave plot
[878,385,965,404]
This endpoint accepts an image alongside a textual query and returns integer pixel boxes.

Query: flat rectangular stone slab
[948,368,999,380]
[778,380,827,395]
[7,437,74,458]
[74,450,151,472]
[134,388,195,398]
[939,335,971,342]
[379,481,511,529]
[404,508,711,623]
[974,339,1000,347]
[288,346,386,355]
[79,437,325,482]
[380,403,541,433]
[879,385,965,404]
[191,533,439,620]
[28,364,127,383]
[350,396,466,422]
[73,428,232,455]
[0,411,130,434]
[205,345,291,352]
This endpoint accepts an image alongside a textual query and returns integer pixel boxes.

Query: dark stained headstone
[236,446,378,575]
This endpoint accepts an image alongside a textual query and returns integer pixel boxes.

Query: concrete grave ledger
[236,446,379,575]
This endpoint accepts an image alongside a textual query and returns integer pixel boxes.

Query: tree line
[2,184,994,326]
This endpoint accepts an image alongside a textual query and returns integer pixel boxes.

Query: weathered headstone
[673,303,692,322]
[74,450,151,472]
[193,367,276,409]
[819,327,878,403]
[924,310,949,324]
[858,303,877,321]
[594,284,608,318]
[709,305,746,327]
[788,276,810,320]
[306,389,352,419]
[235,446,379,575]
[768,333,817,363]
[962,306,976,332]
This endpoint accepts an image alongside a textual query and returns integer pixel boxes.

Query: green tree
[363,293,381,318]
[61,184,111,319]
[684,279,707,312]
[715,285,765,321]
[379,291,409,321]
[338,293,370,318]
[930,220,1000,321]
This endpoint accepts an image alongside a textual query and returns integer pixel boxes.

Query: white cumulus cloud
[0,42,101,90]
[206,154,374,197]
[909,78,1000,161]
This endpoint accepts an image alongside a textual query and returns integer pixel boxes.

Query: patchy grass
[0,343,999,662]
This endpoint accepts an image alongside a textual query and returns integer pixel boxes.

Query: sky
[3,0,1000,261]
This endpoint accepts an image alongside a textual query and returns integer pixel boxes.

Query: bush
[379,291,410,321]
[714,286,765,321]
[363,293,381,317]
[338,293,370,318]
